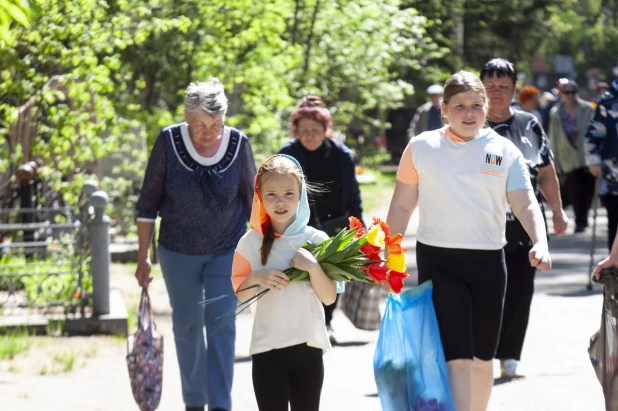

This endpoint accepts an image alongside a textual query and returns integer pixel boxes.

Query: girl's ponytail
[260,222,276,265]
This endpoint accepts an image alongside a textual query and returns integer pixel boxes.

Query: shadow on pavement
[547,288,603,298]
[494,377,521,386]
[333,341,370,348]
[234,356,251,363]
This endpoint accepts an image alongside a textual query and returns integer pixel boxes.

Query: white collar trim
[180,123,231,166]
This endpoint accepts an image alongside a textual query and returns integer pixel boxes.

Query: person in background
[597,81,610,100]
[480,58,568,379]
[278,95,364,343]
[518,86,543,125]
[539,91,558,132]
[135,78,256,411]
[594,232,618,279]
[387,70,551,411]
[586,78,618,251]
[548,80,595,234]
[407,84,444,139]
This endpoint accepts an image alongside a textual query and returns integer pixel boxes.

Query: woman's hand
[529,243,551,272]
[135,258,153,288]
[594,255,618,280]
[552,209,569,236]
[252,269,289,291]
[290,248,319,273]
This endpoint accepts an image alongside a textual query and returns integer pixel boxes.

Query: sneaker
[500,359,523,379]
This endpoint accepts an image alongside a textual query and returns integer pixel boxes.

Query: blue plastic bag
[374,280,455,411]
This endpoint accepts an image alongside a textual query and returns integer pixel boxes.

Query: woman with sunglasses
[548,79,596,234]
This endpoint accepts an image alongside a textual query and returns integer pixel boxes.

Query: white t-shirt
[397,126,532,250]
[235,226,331,356]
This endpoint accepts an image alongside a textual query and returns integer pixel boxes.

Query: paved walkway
[0,206,610,410]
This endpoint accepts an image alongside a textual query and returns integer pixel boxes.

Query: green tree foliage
[1,0,441,234]
[118,0,443,158]
[460,0,563,70]
[0,0,32,42]
[541,0,618,82]
[293,0,440,141]
[0,0,188,230]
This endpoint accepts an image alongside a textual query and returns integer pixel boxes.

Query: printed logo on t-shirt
[481,153,505,178]
[485,153,503,166]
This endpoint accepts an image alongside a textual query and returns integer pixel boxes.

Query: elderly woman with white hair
[135,78,256,411]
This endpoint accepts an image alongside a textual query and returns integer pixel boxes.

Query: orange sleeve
[396,142,419,184]
[231,252,252,293]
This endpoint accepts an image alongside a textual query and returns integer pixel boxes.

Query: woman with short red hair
[518,85,543,125]
[279,96,364,341]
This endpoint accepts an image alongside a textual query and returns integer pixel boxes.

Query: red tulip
[361,242,381,255]
[367,263,389,283]
[387,270,409,294]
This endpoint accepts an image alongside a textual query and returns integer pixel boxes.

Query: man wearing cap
[548,80,595,233]
[407,84,443,139]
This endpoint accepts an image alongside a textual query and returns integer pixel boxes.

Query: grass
[46,320,65,337]
[39,352,77,375]
[84,345,99,358]
[52,352,76,372]
[358,169,397,214]
[0,333,33,360]
[8,363,21,373]
[127,304,138,331]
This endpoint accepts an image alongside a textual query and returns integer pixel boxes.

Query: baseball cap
[426,84,444,95]
[559,79,578,92]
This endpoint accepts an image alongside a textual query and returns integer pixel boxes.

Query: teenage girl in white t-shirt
[231,154,338,411]
[386,71,551,411]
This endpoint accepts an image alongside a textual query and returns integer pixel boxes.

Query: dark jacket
[585,80,618,196]
[278,139,364,226]
[407,101,442,138]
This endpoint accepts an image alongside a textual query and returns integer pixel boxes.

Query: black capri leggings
[416,242,507,361]
[252,343,324,411]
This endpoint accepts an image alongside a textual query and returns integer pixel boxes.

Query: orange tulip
[348,216,365,238]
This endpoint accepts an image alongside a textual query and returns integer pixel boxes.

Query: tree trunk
[290,0,304,45]
[302,0,322,86]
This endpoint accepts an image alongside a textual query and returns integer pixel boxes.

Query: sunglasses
[563,90,577,95]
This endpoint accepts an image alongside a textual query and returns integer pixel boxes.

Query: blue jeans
[158,245,236,410]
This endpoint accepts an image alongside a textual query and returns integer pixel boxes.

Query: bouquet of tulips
[202,217,410,328]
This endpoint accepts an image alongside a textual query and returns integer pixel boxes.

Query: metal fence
[0,180,110,314]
